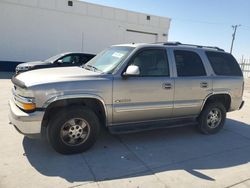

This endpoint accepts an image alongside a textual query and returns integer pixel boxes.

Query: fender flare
[43,93,109,125]
[201,92,232,111]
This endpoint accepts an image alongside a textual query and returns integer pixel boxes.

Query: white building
[0,0,171,62]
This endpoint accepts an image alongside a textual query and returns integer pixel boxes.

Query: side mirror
[123,65,140,77]
[57,59,63,64]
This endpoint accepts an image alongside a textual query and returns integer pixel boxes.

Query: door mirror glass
[123,65,140,76]
[57,59,63,64]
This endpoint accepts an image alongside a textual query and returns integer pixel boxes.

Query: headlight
[13,89,36,111]
[16,98,36,111]
[16,66,32,71]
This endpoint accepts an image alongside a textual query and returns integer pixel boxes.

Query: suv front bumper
[8,99,44,138]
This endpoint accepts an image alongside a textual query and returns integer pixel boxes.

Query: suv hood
[15,67,101,87]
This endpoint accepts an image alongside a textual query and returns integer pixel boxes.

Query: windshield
[84,46,134,74]
[44,54,64,63]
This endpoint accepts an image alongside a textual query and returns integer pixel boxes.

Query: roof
[61,52,96,56]
[113,42,225,52]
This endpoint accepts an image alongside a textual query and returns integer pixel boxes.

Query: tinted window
[58,55,82,65]
[130,49,169,76]
[206,51,242,76]
[174,50,206,77]
[61,55,72,64]
[80,55,94,65]
[71,55,81,64]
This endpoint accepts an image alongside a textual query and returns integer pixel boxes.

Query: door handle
[162,83,172,89]
[200,82,208,88]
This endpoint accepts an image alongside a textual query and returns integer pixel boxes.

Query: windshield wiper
[84,64,103,73]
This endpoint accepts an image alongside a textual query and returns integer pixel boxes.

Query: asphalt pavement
[0,72,250,188]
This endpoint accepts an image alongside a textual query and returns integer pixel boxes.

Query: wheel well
[41,98,106,128]
[203,94,231,112]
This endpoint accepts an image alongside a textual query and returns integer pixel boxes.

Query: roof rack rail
[153,42,182,45]
[160,42,224,51]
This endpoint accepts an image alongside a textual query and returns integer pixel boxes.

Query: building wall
[0,0,171,62]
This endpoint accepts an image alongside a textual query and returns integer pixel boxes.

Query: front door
[112,48,174,125]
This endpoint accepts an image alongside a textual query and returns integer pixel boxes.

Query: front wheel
[47,106,100,154]
[197,102,226,134]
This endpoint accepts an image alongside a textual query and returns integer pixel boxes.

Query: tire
[47,106,100,154]
[197,102,226,134]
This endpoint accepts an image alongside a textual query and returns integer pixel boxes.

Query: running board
[109,117,198,134]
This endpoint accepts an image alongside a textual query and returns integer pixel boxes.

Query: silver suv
[9,42,244,154]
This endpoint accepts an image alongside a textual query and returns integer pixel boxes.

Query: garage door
[124,29,158,44]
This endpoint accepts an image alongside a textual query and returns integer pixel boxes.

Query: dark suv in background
[15,52,95,74]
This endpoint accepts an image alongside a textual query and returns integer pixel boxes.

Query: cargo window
[206,51,242,76]
[174,50,206,77]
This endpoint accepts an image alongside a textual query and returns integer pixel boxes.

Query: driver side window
[57,55,81,65]
[56,55,72,64]
[61,56,72,64]
[129,49,169,77]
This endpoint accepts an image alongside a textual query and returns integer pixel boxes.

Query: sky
[82,0,250,59]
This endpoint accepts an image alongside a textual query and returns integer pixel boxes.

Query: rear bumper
[8,99,44,138]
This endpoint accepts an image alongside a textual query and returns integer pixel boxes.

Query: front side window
[206,51,242,76]
[174,50,206,77]
[62,56,71,63]
[46,54,82,65]
[60,55,72,64]
[129,49,169,76]
[57,55,82,65]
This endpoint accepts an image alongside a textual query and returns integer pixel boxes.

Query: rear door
[171,49,212,117]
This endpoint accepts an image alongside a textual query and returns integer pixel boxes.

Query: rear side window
[206,51,242,76]
[80,55,95,65]
[174,50,206,77]
[80,55,90,65]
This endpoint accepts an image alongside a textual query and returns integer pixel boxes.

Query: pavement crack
[225,177,250,188]
[80,154,101,188]
[68,182,96,188]
[115,135,170,188]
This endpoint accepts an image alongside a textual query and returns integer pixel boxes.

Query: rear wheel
[47,106,100,154]
[198,102,226,134]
